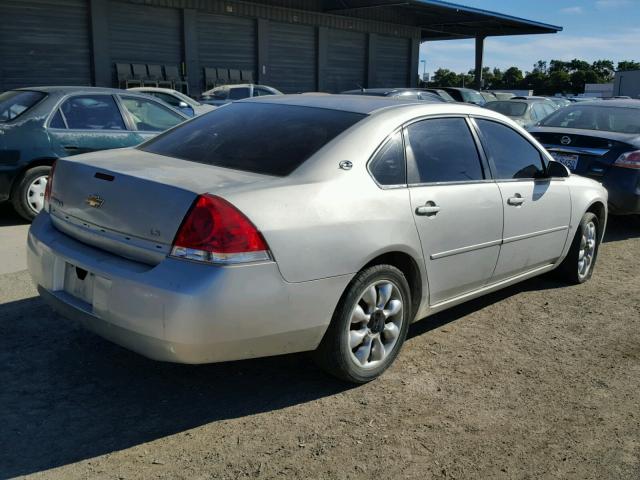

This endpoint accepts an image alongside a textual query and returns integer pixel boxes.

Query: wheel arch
[9,157,57,196]
[585,200,607,240]
[361,251,423,321]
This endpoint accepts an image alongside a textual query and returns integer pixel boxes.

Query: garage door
[0,0,91,91]
[108,1,182,76]
[325,29,367,93]
[198,14,257,72]
[374,36,411,88]
[268,22,316,94]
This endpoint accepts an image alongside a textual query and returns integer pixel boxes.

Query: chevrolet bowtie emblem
[86,194,104,209]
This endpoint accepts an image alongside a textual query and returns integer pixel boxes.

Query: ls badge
[86,194,104,209]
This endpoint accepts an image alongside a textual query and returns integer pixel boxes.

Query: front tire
[557,212,600,284]
[10,165,51,221]
[314,264,411,383]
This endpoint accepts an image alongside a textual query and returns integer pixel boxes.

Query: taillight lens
[614,150,640,169]
[43,161,57,210]
[170,194,271,264]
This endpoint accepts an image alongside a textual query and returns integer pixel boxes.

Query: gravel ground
[0,214,638,480]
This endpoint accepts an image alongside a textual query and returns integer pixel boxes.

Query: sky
[419,0,640,76]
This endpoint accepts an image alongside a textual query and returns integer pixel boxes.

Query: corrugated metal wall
[197,14,257,71]
[108,1,182,66]
[325,28,367,93]
[268,22,317,93]
[373,35,410,87]
[0,0,91,91]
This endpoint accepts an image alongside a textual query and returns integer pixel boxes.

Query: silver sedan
[27,95,608,383]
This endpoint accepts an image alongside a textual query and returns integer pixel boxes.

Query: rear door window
[0,90,46,122]
[229,87,251,100]
[49,109,66,129]
[142,103,366,176]
[405,117,484,183]
[475,118,545,179]
[120,96,185,132]
[60,95,126,130]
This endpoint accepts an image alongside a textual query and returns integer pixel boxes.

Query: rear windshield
[461,90,485,104]
[485,101,528,117]
[0,90,46,122]
[540,105,640,134]
[141,102,366,176]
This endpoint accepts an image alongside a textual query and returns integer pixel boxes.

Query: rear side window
[61,95,125,130]
[49,109,66,129]
[142,103,366,176]
[475,119,545,179]
[369,132,406,186]
[0,90,46,122]
[120,96,185,132]
[405,117,484,184]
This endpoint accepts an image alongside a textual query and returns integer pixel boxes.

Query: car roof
[342,88,423,95]
[15,86,125,94]
[571,99,640,108]
[488,99,544,104]
[128,87,180,94]
[242,93,450,114]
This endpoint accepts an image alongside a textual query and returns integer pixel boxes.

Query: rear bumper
[27,212,351,363]
[602,168,640,215]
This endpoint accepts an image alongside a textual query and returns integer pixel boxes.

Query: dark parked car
[200,84,282,106]
[341,88,445,102]
[422,88,457,102]
[529,100,640,214]
[0,86,188,220]
[484,98,556,128]
[439,87,486,105]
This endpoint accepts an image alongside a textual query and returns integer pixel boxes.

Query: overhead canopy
[321,0,562,41]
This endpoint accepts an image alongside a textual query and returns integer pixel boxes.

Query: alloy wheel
[347,280,404,369]
[578,221,597,280]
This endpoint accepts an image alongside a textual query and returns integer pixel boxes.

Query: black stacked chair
[132,64,157,87]
[241,69,255,84]
[204,67,218,91]
[229,68,242,84]
[116,63,141,88]
[148,64,173,89]
[216,67,230,86]
[164,65,189,94]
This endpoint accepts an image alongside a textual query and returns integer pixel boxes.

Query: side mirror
[547,160,570,178]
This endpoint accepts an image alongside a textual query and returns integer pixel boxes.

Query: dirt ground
[1,214,639,480]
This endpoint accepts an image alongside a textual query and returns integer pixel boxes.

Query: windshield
[540,105,640,134]
[0,90,46,122]
[174,90,200,106]
[485,101,528,117]
[141,103,366,176]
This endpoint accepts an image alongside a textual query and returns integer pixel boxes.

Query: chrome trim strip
[545,145,609,156]
[430,225,569,260]
[503,225,569,244]
[430,238,502,260]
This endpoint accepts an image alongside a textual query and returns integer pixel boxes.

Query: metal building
[613,70,640,99]
[0,0,561,95]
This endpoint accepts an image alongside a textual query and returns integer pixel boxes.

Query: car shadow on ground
[603,214,639,243]
[0,211,636,478]
[0,203,28,227]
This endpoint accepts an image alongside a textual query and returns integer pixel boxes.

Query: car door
[406,116,504,305]
[117,95,187,142]
[47,94,139,157]
[473,117,571,281]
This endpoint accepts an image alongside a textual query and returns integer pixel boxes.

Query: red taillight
[614,150,640,169]
[170,194,270,264]
[43,161,57,209]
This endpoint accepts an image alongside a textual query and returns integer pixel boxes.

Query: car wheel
[11,165,52,221]
[314,264,411,383]
[557,212,600,284]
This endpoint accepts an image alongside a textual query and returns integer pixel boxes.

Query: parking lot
[1,203,638,479]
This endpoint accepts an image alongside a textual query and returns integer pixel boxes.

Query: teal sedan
[0,86,189,220]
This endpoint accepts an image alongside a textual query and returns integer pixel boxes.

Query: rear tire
[314,264,411,383]
[10,165,51,221]
[556,212,600,284]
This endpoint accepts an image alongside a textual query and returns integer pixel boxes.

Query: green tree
[617,60,640,71]
[430,68,458,87]
[502,67,524,88]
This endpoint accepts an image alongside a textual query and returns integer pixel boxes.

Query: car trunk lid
[49,148,274,264]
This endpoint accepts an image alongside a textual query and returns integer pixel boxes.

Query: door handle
[63,145,80,151]
[416,201,440,216]
[507,194,525,206]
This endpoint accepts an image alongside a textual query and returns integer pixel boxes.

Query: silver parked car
[27,95,608,383]
[484,99,557,128]
[128,87,216,117]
